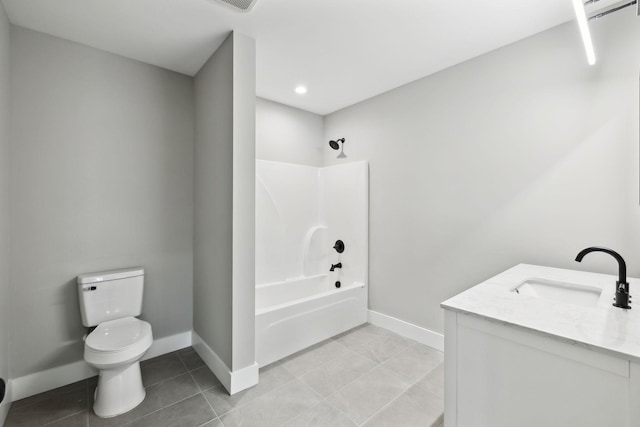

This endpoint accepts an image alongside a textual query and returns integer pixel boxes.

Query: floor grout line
[356,381,413,426]
[291,345,372,386]
[191,369,221,421]
[314,346,390,426]
[321,393,360,426]
[39,408,88,427]
[358,361,445,427]
[175,349,191,372]
[322,359,381,401]
[378,355,443,386]
[139,368,192,390]
[312,330,409,404]
[264,379,324,427]
[120,391,203,427]
[216,375,300,418]
[184,363,223,426]
[197,416,226,427]
[413,362,443,386]
[278,361,297,379]
[187,369,206,394]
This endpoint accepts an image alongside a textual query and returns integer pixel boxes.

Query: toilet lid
[85,316,152,352]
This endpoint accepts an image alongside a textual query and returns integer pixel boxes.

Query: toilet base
[93,361,146,418]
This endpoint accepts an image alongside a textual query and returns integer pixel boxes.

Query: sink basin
[511,278,602,307]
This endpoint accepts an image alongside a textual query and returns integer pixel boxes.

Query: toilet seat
[86,317,152,352]
[84,317,153,369]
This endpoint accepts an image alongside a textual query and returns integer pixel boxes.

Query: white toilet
[77,267,153,418]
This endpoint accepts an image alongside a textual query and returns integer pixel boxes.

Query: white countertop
[441,263,640,363]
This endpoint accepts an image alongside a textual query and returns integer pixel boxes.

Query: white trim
[192,331,258,395]
[229,361,259,394]
[142,331,192,361]
[11,330,192,401]
[12,361,96,402]
[444,310,457,426]
[0,380,11,426]
[191,331,231,392]
[368,310,444,352]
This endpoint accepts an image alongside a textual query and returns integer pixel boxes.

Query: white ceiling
[1,0,576,115]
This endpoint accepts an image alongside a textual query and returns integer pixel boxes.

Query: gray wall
[194,32,256,371]
[324,13,640,334]
[0,2,10,422]
[256,98,323,167]
[194,33,233,368]
[9,26,194,378]
[230,33,256,370]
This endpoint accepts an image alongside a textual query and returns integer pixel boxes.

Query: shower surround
[255,160,368,366]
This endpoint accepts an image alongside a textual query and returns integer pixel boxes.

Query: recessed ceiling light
[295,85,308,95]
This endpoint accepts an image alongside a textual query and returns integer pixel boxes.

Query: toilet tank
[77,267,144,327]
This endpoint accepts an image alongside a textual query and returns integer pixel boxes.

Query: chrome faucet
[330,262,342,272]
[575,246,631,309]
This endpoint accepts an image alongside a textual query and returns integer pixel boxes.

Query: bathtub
[255,275,368,367]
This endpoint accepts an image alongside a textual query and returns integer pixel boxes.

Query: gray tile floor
[4,324,444,427]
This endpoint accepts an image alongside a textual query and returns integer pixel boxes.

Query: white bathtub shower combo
[255,160,368,366]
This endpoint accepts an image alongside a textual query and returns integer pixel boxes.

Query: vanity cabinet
[444,311,639,427]
[441,264,640,427]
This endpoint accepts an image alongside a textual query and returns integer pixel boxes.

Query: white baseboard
[11,330,192,402]
[229,361,259,395]
[368,310,444,352]
[0,380,11,426]
[12,361,96,402]
[192,331,258,395]
[143,331,193,360]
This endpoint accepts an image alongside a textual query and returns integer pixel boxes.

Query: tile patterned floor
[4,324,444,427]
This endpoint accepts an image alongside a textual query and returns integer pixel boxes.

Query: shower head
[329,138,345,150]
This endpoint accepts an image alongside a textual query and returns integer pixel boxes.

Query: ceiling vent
[213,0,259,12]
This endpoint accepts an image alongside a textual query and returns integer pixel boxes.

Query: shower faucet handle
[333,240,345,253]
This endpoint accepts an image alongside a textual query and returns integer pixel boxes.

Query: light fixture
[295,85,308,95]
[572,0,596,65]
[212,0,259,12]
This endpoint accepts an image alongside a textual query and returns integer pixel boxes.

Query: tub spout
[330,262,342,272]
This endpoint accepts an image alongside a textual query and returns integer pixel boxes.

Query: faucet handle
[614,287,632,309]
